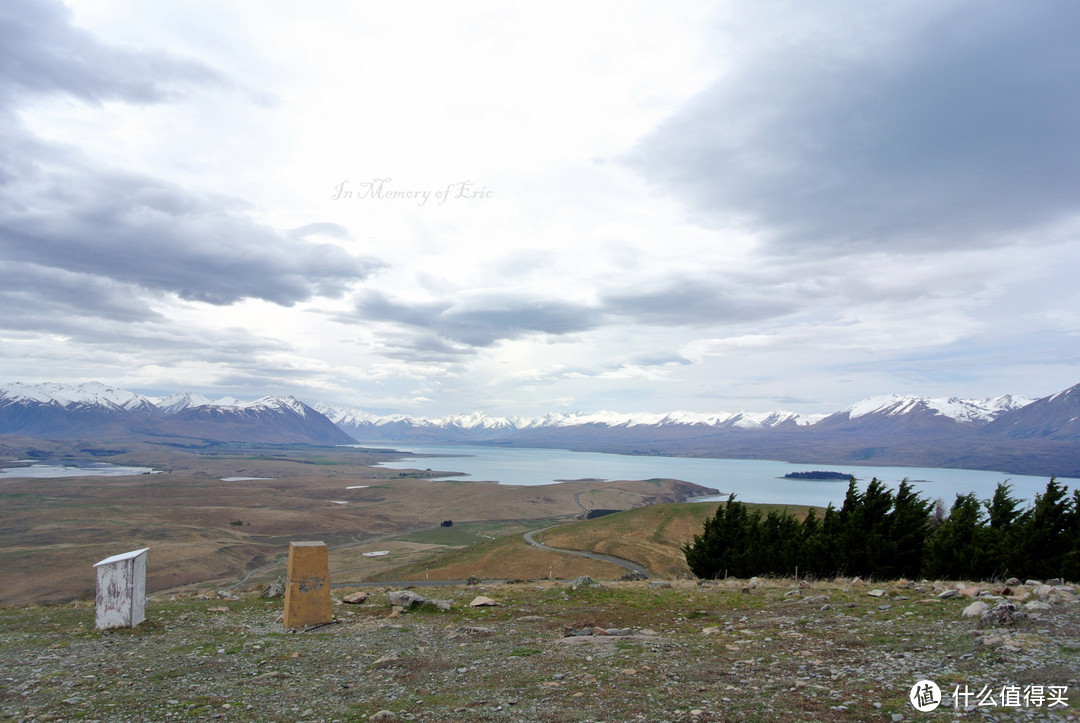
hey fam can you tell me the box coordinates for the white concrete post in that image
[93,547,149,630]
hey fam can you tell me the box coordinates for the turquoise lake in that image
[359,444,1078,509]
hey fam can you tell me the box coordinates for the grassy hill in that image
[372,501,824,582]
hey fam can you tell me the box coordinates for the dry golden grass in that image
[0,443,713,604]
[369,534,623,582]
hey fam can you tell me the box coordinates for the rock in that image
[1005,577,1020,586]
[342,591,368,605]
[387,590,427,609]
[569,576,598,587]
[958,587,981,597]
[961,601,990,618]
[620,571,648,581]
[748,577,762,588]
[1034,584,1054,600]
[261,578,286,599]
[702,626,721,635]
[937,589,960,599]
[867,589,886,597]
[800,595,830,605]
[978,601,1028,628]
[372,650,401,667]
[469,595,498,607]
[206,606,229,613]
[466,575,482,586]
[369,711,398,722]
[1047,577,1063,586]
[648,581,672,589]
[1025,579,1042,587]
[1024,600,1052,612]
[216,590,240,601]
[448,626,494,641]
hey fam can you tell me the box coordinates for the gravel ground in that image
[1,578,1078,722]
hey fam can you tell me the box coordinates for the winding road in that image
[522,526,654,579]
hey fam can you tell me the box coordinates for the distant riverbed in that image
[0,461,161,479]
[358,444,1078,509]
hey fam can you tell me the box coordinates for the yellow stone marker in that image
[283,541,332,629]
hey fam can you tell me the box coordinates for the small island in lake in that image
[783,470,852,480]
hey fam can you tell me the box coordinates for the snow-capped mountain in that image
[2,381,1079,476]
[314,404,816,440]
[815,393,1031,433]
[0,383,352,444]
[985,383,1080,440]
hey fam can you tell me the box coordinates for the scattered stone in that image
[1005,577,1020,586]
[342,591,369,605]
[748,577,762,588]
[620,571,648,582]
[867,589,886,597]
[1025,579,1042,587]
[469,595,498,607]
[206,606,229,613]
[1024,601,1052,612]
[370,711,398,722]
[702,626,721,635]
[648,581,672,589]
[937,589,960,599]
[1047,577,1063,586]
[216,590,240,601]
[962,601,990,618]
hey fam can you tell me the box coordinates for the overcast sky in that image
[1,0,1078,416]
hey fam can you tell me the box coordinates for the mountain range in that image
[1,381,1078,477]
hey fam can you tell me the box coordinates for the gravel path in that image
[523,527,655,579]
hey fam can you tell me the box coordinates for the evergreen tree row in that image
[683,478,1080,581]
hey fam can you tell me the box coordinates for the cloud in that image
[628,1,1080,253]
[0,0,386,310]
[350,291,603,348]
[601,277,797,326]
[0,0,223,108]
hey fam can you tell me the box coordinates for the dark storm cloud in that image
[629,2,1080,252]
[0,0,385,311]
